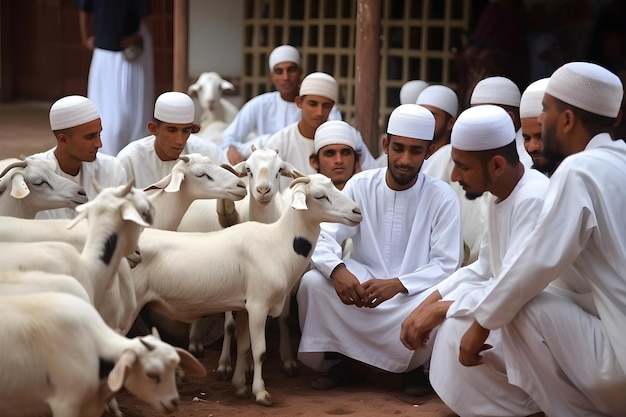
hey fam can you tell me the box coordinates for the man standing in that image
[459,62,626,416]
[221,45,342,164]
[400,104,548,416]
[117,92,226,189]
[78,0,154,156]
[34,95,128,219]
[297,104,462,391]
[310,120,360,190]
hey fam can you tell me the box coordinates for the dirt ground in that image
[115,322,456,417]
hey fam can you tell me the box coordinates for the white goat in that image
[0,270,90,301]
[178,148,303,375]
[0,179,153,327]
[0,292,205,417]
[144,153,247,231]
[188,71,238,144]
[0,156,88,218]
[129,174,362,405]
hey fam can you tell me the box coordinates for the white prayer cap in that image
[299,72,338,103]
[546,62,623,118]
[520,78,550,119]
[154,92,195,124]
[416,85,459,117]
[49,95,100,131]
[470,76,521,107]
[314,120,357,153]
[451,105,515,151]
[387,104,435,140]
[268,45,301,71]
[400,80,429,105]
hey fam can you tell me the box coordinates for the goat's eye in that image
[31,179,48,187]
[314,195,329,202]
[199,174,214,181]
[146,372,161,384]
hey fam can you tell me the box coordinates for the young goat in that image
[0,156,88,218]
[129,174,362,406]
[0,292,205,417]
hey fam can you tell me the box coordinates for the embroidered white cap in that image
[314,120,357,153]
[400,80,429,105]
[416,85,459,117]
[268,45,301,71]
[49,95,100,131]
[154,92,195,124]
[387,104,435,140]
[470,76,521,107]
[451,105,515,151]
[520,78,550,119]
[299,72,338,103]
[546,62,623,118]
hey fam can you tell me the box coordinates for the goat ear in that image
[221,80,235,91]
[290,188,308,211]
[107,350,137,392]
[280,161,305,179]
[231,161,248,177]
[175,347,207,377]
[143,173,172,192]
[164,170,184,193]
[121,202,152,227]
[10,173,30,199]
[187,83,200,96]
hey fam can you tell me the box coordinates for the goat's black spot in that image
[293,237,312,258]
[100,233,118,265]
[99,357,115,381]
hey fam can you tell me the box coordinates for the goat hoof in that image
[188,343,204,358]
[283,360,299,377]
[216,365,233,381]
[235,387,249,399]
[255,391,272,406]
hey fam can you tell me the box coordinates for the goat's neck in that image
[81,215,142,303]
[248,193,281,224]
[149,191,193,231]
[0,199,36,219]
[276,207,321,242]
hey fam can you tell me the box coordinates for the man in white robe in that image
[459,62,626,417]
[33,95,128,220]
[221,45,342,164]
[400,104,548,416]
[264,72,376,190]
[117,92,226,189]
[297,104,463,390]
[416,85,458,159]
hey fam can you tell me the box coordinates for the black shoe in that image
[402,366,434,396]
[311,360,354,390]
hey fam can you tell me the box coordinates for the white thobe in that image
[32,148,128,220]
[422,144,488,264]
[116,134,227,189]
[89,23,154,156]
[474,133,626,416]
[428,167,548,417]
[297,168,463,373]
[221,91,342,158]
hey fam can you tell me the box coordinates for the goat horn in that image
[0,161,28,178]
[113,178,135,197]
[221,164,246,177]
[289,176,311,188]
[140,337,156,351]
[91,177,103,194]
[179,154,191,163]
[250,144,257,152]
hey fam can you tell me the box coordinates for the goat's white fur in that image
[129,174,362,405]
[0,156,88,218]
[0,292,205,417]
[188,72,238,144]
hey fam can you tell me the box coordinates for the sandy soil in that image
[115,322,456,417]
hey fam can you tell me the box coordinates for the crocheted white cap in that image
[399,80,429,105]
[470,76,521,107]
[314,120,357,153]
[268,45,301,71]
[154,92,195,124]
[546,62,623,118]
[416,85,459,117]
[520,78,550,119]
[387,104,435,140]
[451,105,515,151]
[299,72,338,103]
[49,95,100,130]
